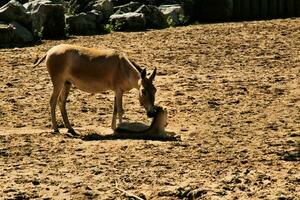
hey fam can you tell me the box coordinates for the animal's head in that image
[138,68,157,118]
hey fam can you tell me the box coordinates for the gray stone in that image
[109,12,145,31]
[25,0,65,39]
[93,0,113,19]
[0,22,14,44]
[24,0,62,10]
[66,11,103,35]
[89,9,104,24]
[10,21,34,43]
[159,4,185,26]
[0,0,31,27]
[27,0,63,3]
[114,2,142,13]
[135,5,168,29]
[0,0,10,8]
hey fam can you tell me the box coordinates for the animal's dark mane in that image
[129,59,143,74]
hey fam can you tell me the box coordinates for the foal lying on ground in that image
[34,44,157,135]
[115,106,168,136]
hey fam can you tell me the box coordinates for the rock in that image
[135,5,168,29]
[93,0,113,19]
[26,0,62,3]
[109,12,145,31]
[10,21,34,43]
[113,1,142,14]
[25,0,65,39]
[0,21,34,45]
[0,23,14,44]
[159,4,185,26]
[0,0,10,8]
[68,14,93,34]
[0,0,31,27]
[27,0,63,3]
[66,11,103,35]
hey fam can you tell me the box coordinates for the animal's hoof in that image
[66,129,79,138]
[67,129,78,136]
[51,129,60,134]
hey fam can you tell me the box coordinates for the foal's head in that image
[138,68,157,118]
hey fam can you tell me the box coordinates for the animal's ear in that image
[149,67,157,82]
[141,68,147,79]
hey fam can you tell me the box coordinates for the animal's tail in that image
[33,54,47,67]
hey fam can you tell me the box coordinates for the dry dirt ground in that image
[0,18,300,199]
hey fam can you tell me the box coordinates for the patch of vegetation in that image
[178,14,189,25]
[166,16,176,27]
[102,20,126,33]
[64,24,70,37]
[33,27,43,41]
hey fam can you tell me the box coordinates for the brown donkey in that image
[34,44,157,135]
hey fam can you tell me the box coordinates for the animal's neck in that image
[128,61,142,89]
[146,107,164,131]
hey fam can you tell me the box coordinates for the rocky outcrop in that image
[93,0,113,20]
[135,5,168,29]
[0,22,34,45]
[159,4,185,26]
[109,12,145,31]
[0,0,31,27]
[0,23,15,44]
[25,0,65,39]
[113,1,142,14]
[66,11,103,35]
[10,21,34,43]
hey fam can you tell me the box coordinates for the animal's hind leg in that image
[58,82,76,135]
[50,84,63,133]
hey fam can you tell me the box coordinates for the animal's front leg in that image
[111,90,124,130]
[116,90,124,125]
[111,97,117,130]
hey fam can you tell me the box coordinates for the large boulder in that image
[0,23,14,44]
[0,21,34,45]
[66,11,103,35]
[24,0,65,39]
[66,0,94,14]
[0,0,31,27]
[109,12,145,31]
[135,5,168,29]
[28,0,63,2]
[113,1,142,14]
[0,0,10,8]
[111,0,179,6]
[10,21,34,43]
[93,0,113,20]
[159,4,185,26]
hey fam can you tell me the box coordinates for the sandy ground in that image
[0,18,299,199]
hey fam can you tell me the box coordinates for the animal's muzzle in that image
[147,106,158,118]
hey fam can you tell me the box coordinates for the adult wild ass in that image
[34,44,157,135]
